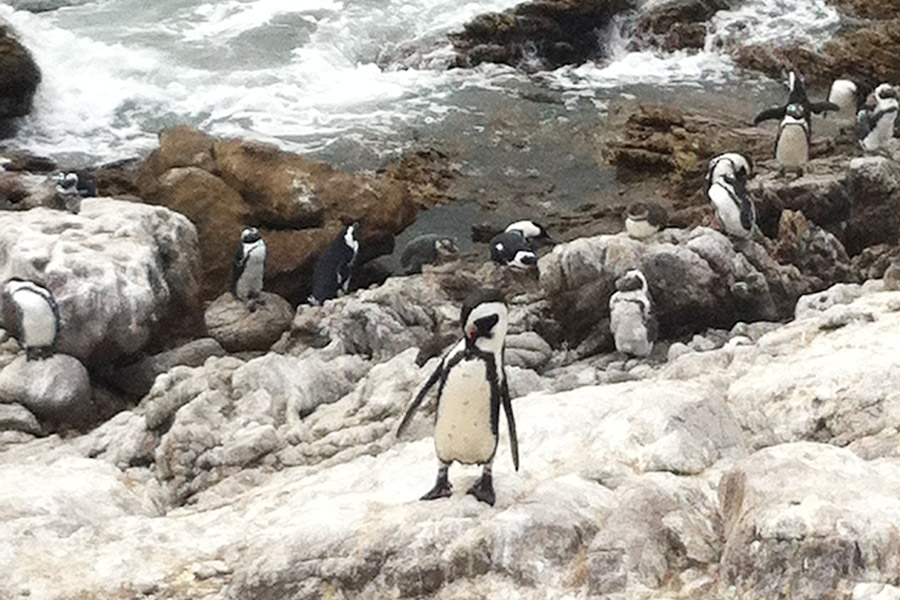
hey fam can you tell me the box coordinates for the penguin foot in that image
[467,473,495,506]
[420,479,453,501]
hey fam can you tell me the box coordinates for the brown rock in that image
[634,0,734,51]
[157,126,216,173]
[0,25,41,121]
[773,210,854,286]
[204,291,294,352]
[260,225,343,303]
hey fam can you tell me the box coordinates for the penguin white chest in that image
[434,358,496,465]
[13,291,57,348]
[869,110,898,150]
[708,184,749,238]
[610,299,652,357]
[625,218,658,240]
[776,124,809,168]
[236,246,266,299]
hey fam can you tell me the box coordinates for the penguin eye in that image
[473,314,499,337]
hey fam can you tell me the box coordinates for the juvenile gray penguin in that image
[397,288,519,506]
[401,234,458,274]
[609,269,657,358]
[231,226,267,310]
[624,201,668,240]
[3,278,61,361]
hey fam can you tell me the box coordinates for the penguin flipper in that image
[48,292,61,348]
[231,245,245,296]
[500,375,519,471]
[856,110,871,142]
[753,106,786,125]
[739,196,755,231]
[809,101,841,114]
[396,359,443,438]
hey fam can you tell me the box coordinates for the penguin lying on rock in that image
[231,226,267,311]
[2,278,61,361]
[505,220,553,247]
[397,288,519,506]
[401,234,458,275]
[490,230,538,271]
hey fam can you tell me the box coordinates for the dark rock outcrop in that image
[0,25,41,123]
[451,0,636,70]
[633,0,735,52]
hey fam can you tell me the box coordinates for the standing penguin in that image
[490,231,538,271]
[825,78,859,133]
[505,220,553,246]
[776,103,810,175]
[231,226,267,311]
[624,201,668,240]
[753,71,839,133]
[857,83,899,156]
[310,222,360,306]
[609,269,657,358]
[2,278,61,361]
[55,173,81,214]
[401,234,458,275]
[707,160,755,239]
[397,288,518,506]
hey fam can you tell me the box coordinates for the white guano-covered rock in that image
[0,354,91,427]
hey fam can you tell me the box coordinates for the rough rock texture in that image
[450,0,636,70]
[204,292,293,353]
[0,199,202,367]
[109,337,226,397]
[0,402,40,434]
[135,127,418,301]
[633,0,735,52]
[0,355,91,428]
[0,25,41,121]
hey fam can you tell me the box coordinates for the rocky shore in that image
[3,0,900,598]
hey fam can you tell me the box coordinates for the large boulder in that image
[136,127,418,301]
[0,199,202,367]
[0,354,91,428]
[0,25,41,122]
[204,291,293,353]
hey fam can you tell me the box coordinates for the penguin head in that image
[615,269,649,294]
[434,237,458,256]
[785,103,806,120]
[344,222,360,246]
[241,227,262,243]
[57,172,78,190]
[460,288,508,354]
[506,220,553,245]
[625,201,649,221]
[509,250,539,272]
[875,83,898,101]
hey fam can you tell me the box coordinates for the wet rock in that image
[0,402,41,434]
[0,25,41,121]
[204,292,293,353]
[0,355,92,428]
[450,0,636,70]
[634,0,735,51]
[0,200,202,367]
[136,127,417,301]
[109,338,226,397]
[720,442,900,598]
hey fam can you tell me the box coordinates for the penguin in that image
[489,231,538,271]
[2,278,61,361]
[609,269,657,358]
[397,288,518,506]
[231,226,267,310]
[624,201,668,240]
[400,234,458,275]
[707,160,755,239]
[776,103,810,175]
[55,172,81,214]
[825,78,859,133]
[309,222,360,305]
[705,152,753,193]
[753,71,839,133]
[856,83,899,156]
[505,220,553,247]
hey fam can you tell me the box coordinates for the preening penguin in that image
[397,288,518,506]
[505,220,553,246]
[624,201,668,240]
[310,222,360,306]
[490,231,538,271]
[705,152,753,192]
[707,160,756,239]
[776,103,810,175]
[231,226,267,310]
[609,269,657,358]
[401,234,458,275]
[2,278,61,361]
[857,83,899,155]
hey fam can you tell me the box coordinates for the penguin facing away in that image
[609,269,657,358]
[825,78,859,131]
[707,164,755,239]
[776,103,810,175]
[401,234,458,275]
[624,201,668,240]
[397,288,518,506]
[310,222,360,306]
[231,226,267,310]
[857,83,899,155]
[3,278,61,361]
[505,220,553,246]
[490,231,538,271]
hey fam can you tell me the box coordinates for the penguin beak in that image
[466,325,479,341]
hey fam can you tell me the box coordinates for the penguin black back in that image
[310,223,360,305]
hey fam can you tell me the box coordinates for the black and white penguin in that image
[397,288,518,506]
[707,159,755,239]
[609,269,657,358]
[309,222,360,306]
[776,103,810,175]
[705,152,753,193]
[490,231,538,271]
[505,220,553,246]
[400,234,458,275]
[2,278,61,361]
[856,83,899,156]
[231,226,267,310]
[825,78,859,132]
[753,71,839,133]
[56,172,81,214]
[624,201,668,240]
